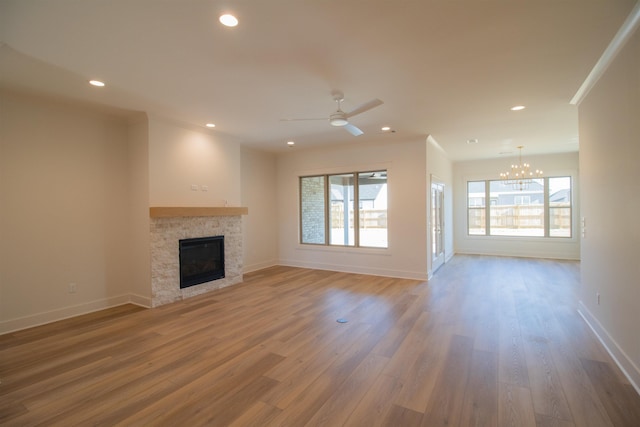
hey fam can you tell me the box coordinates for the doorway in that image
[431,177,445,274]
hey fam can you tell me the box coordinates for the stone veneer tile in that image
[150,216,243,307]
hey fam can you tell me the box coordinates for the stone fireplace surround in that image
[149,207,248,307]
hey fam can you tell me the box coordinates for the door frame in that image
[430,175,445,276]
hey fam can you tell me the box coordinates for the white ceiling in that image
[0,0,636,161]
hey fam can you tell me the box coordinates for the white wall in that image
[0,91,134,332]
[453,152,580,260]
[426,135,454,277]
[241,147,278,273]
[148,117,241,207]
[577,27,640,391]
[277,138,429,280]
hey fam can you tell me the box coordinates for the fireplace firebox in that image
[179,236,224,289]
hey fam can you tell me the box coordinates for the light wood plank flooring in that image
[1,255,639,426]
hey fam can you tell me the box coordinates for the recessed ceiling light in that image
[205,123,216,128]
[219,14,238,27]
[381,126,391,131]
[510,105,526,111]
[467,138,479,144]
[287,141,295,146]
[89,80,105,87]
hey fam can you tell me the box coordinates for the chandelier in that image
[500,146,543,191]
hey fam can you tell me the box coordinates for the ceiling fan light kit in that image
[329,113,348,127]
[329,91,350,127]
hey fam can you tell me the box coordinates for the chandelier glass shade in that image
[500,146,543,191]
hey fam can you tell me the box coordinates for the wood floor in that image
[1,255,639,426]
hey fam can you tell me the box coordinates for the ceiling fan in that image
[281,90,383,136]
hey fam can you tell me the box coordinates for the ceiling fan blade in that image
[345,98,383,118]
[343,123,363,136]
[279,117,326,122]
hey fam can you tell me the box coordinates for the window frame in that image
[299,175,327,245]
[466,176,573,238]
[299,170,388,248]
[467,180,487,236]
[548,176,573,238]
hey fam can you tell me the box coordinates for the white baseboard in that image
[243,260,278,274]
[0,294,150,335]
[129,293,152,308]
[445,252,455,263]
[278,259,428,281]
[578,301,640,396]
[455,249,579,261]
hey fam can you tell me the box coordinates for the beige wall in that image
[127,117,152,305]
[0,93,252,332]
[453,152,581,260]
[578,27,640,390]
[276,138,429,280]
[241,147,278,273]
[0,92,134,332]
[148,117,241,207]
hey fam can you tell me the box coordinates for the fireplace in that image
[179,235,225,289]
[150,209,246,307]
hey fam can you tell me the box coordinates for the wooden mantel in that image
[149,207,248,218]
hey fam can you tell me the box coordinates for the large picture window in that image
[489,179,544,237]
[467,177,572,238]
[300,170,388,248]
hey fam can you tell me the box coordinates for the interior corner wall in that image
[127,116,152,305]
[426,136,454,277]
[0,91,134,333]
[147,118,241,207]
[577,27,640,390]
[276,138,428,280]
[453,152,581,260]
[241,146,278,273]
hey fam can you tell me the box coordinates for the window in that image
[467,181,486,235]
[358,171,388,248]
[489,179,544,237]
[549,177,572,237]
[300,170,388,248]
[300,176,326,244]
[329,173,355,246]
[467,177,572,238]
